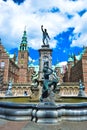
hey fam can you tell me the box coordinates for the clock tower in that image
[18,29,29,83]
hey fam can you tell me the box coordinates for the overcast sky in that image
[0,0,87,65]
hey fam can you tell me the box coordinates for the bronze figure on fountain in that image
[40,61,59,102]
[41,25,50,47]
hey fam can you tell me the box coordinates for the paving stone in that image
[0,119,87,130]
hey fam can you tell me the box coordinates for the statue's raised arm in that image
[41,25,50,45]
[41,25,44,32]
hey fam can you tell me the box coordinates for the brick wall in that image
[64,49,87,94]
[18,51,28,83]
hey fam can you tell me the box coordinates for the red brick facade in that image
[1,30,87,95]
[0,43,19,84]
[64,48,87,93]
[0,30,33,88]
[18,51,28,83]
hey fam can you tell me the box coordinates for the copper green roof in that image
[19,29,28,51]
[76,48,86,61]
[76,54,82,60]
[68,57,74,62]
[21,30,27,44]
[81,47,86,55]
[68,53,74,62]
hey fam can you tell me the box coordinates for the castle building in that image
[1,29,87,96]
[0,39,19,84]
[64,47,87,93]
[0,30,34,92]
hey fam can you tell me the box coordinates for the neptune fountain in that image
[0,26,87,127]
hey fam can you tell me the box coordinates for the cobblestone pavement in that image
[0,119,87,130]
[0,119,28,130]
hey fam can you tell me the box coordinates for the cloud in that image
[0,0,87,51]
[70,12,87,47]
[29,56,35,63]
[58,61,67,66]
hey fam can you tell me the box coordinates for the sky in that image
[0,0,87,65]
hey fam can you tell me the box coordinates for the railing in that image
[0,82,84,97]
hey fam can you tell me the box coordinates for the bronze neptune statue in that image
[41,25,50,45]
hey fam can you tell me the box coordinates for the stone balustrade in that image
[59,82,79,96]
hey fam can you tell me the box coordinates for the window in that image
[21,53,24,58]
[0,61,5,68]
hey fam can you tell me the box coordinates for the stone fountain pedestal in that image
[32,102,59,124]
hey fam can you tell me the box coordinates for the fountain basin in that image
[0,101,87,124]
[0,96,87,103]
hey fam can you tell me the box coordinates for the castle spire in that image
[20,28,28,51]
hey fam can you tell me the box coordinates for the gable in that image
[0,44,9,58]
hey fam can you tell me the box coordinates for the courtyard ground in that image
[0,119,87,130]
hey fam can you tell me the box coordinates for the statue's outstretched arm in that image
[41,25,44,32]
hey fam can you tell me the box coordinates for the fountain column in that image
[38,45,52,81]
[32,26,59,124]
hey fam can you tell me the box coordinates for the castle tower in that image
[18,29,29,83]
